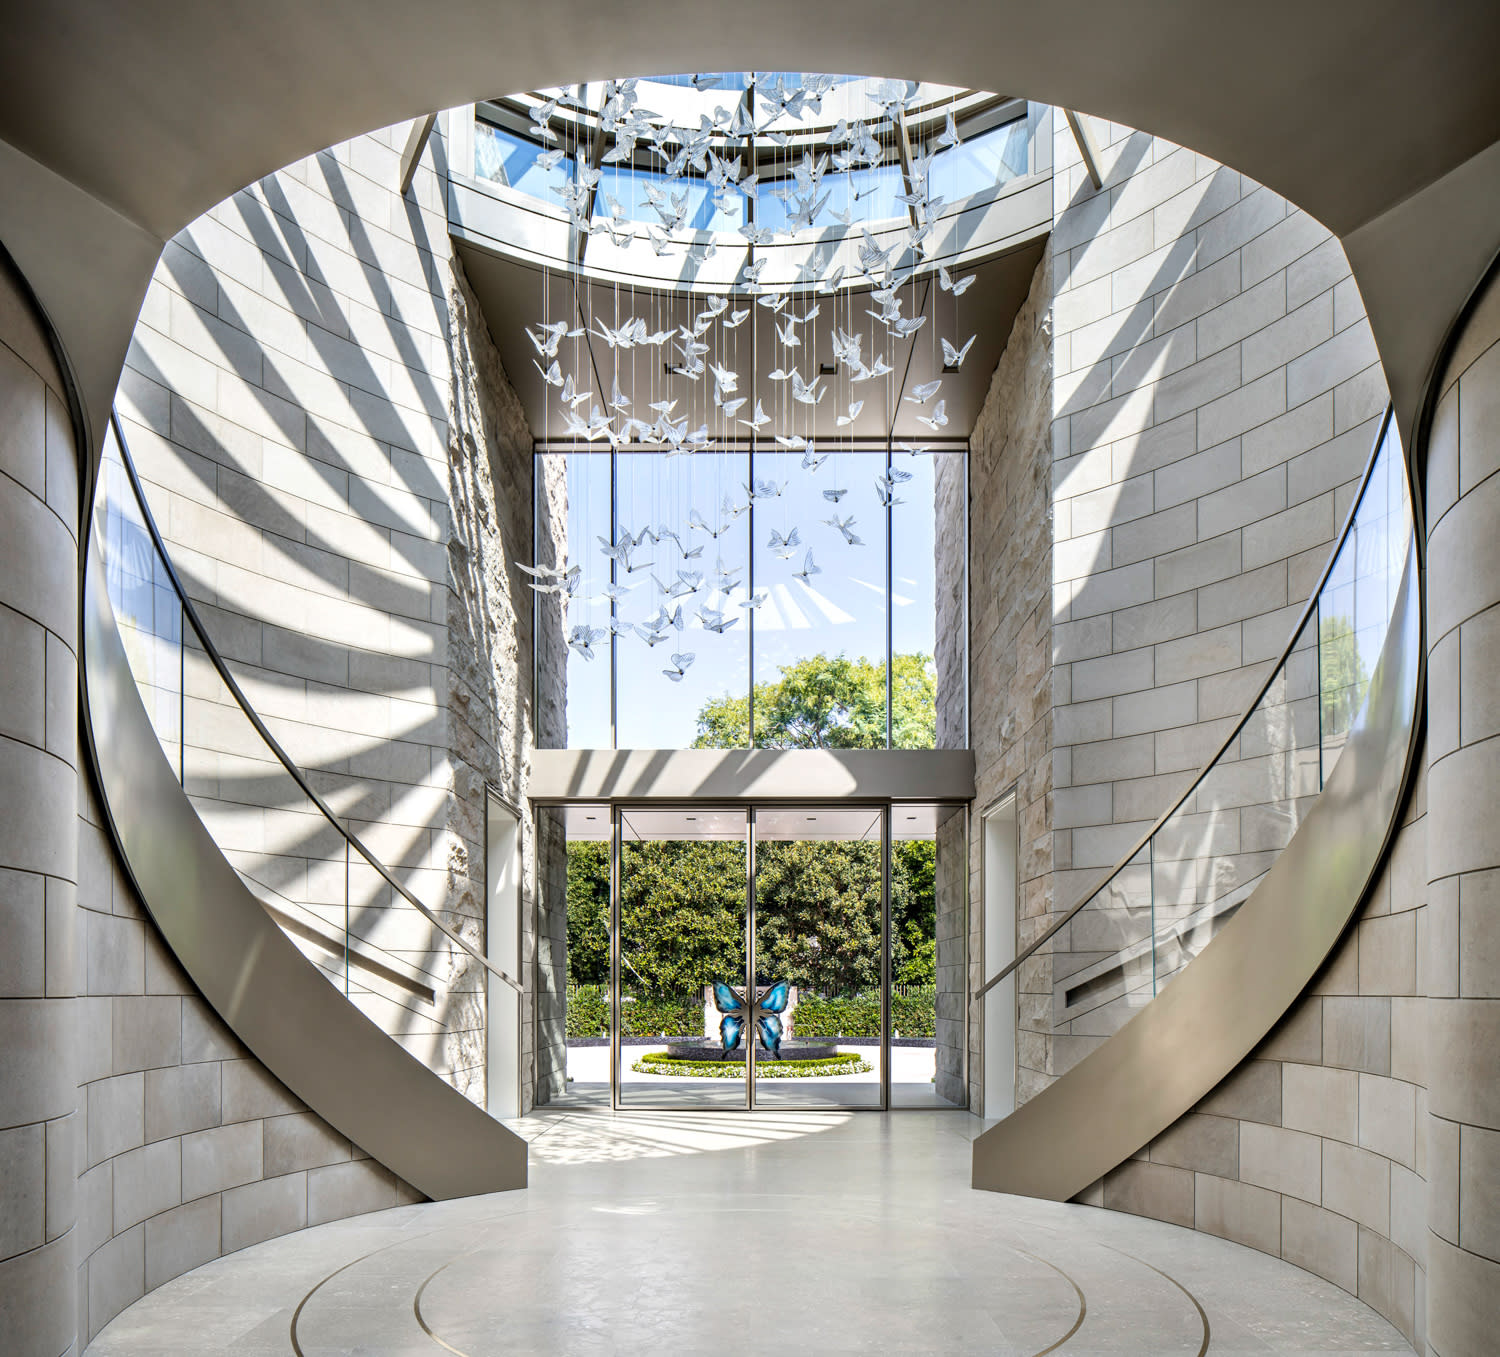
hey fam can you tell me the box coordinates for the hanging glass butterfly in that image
[712,981,791,1058]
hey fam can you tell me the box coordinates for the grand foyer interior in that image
[2,6,1500,1355]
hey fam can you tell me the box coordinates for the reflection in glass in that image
[97,430,183,776]
[537,449,612,748]
[891,450,964,749]
[474,119,574,199]
[547,804,609,1105]
[929,118,1030,202]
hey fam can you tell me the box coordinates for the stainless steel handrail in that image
[106,410,523,994]
[974,404,1397,1002]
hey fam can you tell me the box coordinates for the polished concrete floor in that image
[88,1110,1414,1356]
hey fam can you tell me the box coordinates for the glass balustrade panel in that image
[96,428,184,777]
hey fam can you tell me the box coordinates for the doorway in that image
[535,800,968,1111]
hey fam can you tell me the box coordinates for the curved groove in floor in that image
[413,1257,471,1357]
[1013,1247,1087,1355]
[406,1221,1086,1357]
[1100,1244,1211,1357]
[86,1111,1415,1357]
[289,1232,440,1357]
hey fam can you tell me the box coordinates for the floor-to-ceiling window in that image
[535,443,966,751]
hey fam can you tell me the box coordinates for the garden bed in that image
[630,1051,873,1079]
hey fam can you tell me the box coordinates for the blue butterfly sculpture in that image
[712,981,791,1058]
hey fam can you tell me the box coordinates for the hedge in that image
[565,986,701,1038]
[631,1051,872,1079]
[567,986,938,1039]
[792,988,935,1039]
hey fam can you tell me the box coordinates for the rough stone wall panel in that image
[952,251,1055,1111]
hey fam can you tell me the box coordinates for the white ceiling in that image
[2,2,1499,454]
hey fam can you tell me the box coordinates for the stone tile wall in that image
[1079,766,1429,1350]
[72,777,420,1345]
[445,263,565,1113]
[954,251,1055,1109]
[958,109,1429,1346]
[68,118,553,1339]
[115,119,546,1102]
[1039,114,1387,1088]
[0,249,82,1357]
[1422,265,1500,1357]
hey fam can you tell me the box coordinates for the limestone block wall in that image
[114,118,547,1103]
[0,250,82,1357]
[1079,763,1430,1351]
[953,107,1448,1354]
[1422,264,1500,1357]
[73,778,419,1346]
[1041,115,1389,1082]
[0,236,429,1357]
[933,809,968,1107]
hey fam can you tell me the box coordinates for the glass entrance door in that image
[616,807,749,1109]
[576,801,965,1113]
[750,807,888,1109]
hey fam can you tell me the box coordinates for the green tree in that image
[565,842,610,986]
[563,653,946,1001]
[692,652,937,749]
[891,840,937,985]
[618,840,747,996]
[754,840,882,993]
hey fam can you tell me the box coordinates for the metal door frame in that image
[585,797,951,1113]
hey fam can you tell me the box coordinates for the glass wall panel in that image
[536,449,612,748]
[751,807,885,1108]
[595,163,745,234]
[928,118,1030,201]
[615,447,751,748]
[97,431,184,775]
[891,803,967,1107]
[890,449,964,748]
[474,119,575,198]
[1043,416,1411,1041]
[617,808,749,1108]
[546,804,611,1106]
[537,442,964,750]
[750,445,889,747]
